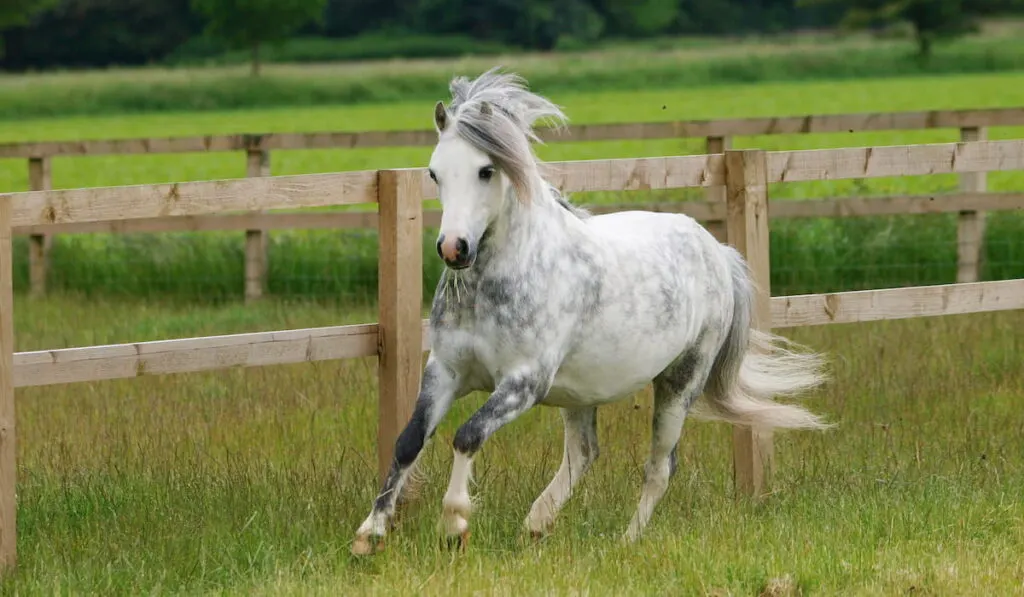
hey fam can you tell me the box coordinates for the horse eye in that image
[478,166,494,181]
[428,169,437,183]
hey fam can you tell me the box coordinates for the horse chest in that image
[429,279,564,379]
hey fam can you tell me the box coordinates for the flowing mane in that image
[440,68,569,202]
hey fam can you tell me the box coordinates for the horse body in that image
[351,69,832,555]
[431,196,728,408]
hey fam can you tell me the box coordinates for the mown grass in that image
[1,30,1023,121]
[2,72,1024,303]
[3,294,1022,595]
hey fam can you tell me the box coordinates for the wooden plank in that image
[0,197,15,572]
[540,154,724,194]
[9,191,1024,238]
[14,324,379,388]
[244,149,271,302]
[705,220,728,243]
[2,107,1023,159]
[767,192,1024,219]
[770,279,1024,328]
[6,170,381,227]
[724,149,773,499]
[768,139,1024,183]
[705,136,731,223]
[27,157,51,297]
[3,155,721,227]
[957,127,988,283]
[376,169,424,485]
[11,211,387,235]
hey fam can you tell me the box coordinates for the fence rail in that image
[0,138,1022,572]
[4,107,1024,160]
[5,107,1024,299]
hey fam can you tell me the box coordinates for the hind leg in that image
[623,351,710,543]
[524,406,599,538]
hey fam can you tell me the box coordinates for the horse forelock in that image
[444,67,568,203]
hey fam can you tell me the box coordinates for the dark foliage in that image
[0,0,1018,71]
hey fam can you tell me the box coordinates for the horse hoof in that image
[443,531,471,552]
[529,530,546,543]
[351,534,384,556]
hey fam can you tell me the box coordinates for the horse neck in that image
[482,176,567,264]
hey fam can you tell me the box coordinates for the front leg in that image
[441,370,551,547]
[352,357,461,555]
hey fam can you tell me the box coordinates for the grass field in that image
[2,25,1024,120]
[3,297,1022,595]
[2,72,1024,303]
[1,33,1023,595]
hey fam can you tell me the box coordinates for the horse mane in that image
[549,184,592,220]
[443,67,569,203]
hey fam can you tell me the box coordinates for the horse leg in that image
[524,406,599,539]
[352,358,460,555]
[623,351,710,543]
[440,371,550,548]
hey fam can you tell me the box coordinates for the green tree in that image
[191,0,327,76]
[601,0,678,37]
[799,0,1023,61]
[0,0,57,58]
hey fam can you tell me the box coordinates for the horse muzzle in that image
[436,234,475,269]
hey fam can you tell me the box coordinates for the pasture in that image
[1,22,1023,121]
[1,64,1023,595]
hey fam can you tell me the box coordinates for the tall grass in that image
[2,294,1022,594]
[10,209,1024,305]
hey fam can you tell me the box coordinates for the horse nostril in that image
[455,238,468,258]
[436,235,445,259]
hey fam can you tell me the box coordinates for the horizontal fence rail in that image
[10,191,1024,236]
[6,107,1023,299]
[3,107,1024,159]
[5,140,1023,226]
[31,276,1023,384]
[0,139,1022,572]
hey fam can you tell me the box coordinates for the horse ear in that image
[434,101,448,132]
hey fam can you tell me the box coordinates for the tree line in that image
[1,0,1021,73]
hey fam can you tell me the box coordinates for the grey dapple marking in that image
[351,68,832,555]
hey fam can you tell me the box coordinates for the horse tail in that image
[691,245,832,431]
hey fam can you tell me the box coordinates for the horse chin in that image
[443,259,475,272]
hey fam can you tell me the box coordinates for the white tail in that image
[693,246,833,431]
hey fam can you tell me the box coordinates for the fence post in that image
[376,169,424,486]
[28,157,52,297]
[724,148,773,498]
[705,136,732,242]
[245,147,271,303]
[957,126,987,283]
[0,195,16,572]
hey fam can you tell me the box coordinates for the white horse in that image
[352,68,831,555]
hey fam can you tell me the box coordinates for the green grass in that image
[3,294,1022,594]
[1,29,1023,121]
[2,72,1023,303]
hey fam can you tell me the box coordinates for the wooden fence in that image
[5,107,1024,300]
[1,138,1024,572]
